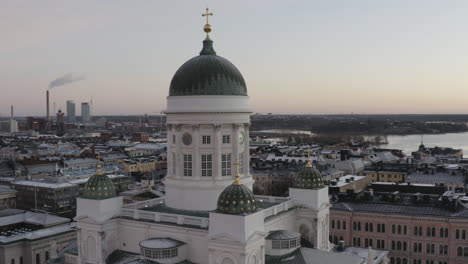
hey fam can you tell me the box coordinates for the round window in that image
[182,133,192,145]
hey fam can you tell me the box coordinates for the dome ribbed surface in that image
[217,184,257,215]
[82,174,116,200]
[293,165,325,189]
[169,39,247,96]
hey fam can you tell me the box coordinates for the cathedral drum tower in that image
[164,9,253,211]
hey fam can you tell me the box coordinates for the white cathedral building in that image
[55,10,380,264]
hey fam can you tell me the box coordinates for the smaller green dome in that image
[217,177,257,215]
[293,160,324,189]
[82,170,116,200]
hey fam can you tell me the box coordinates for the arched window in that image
[464,247,468,257]
[390,257,395,264]
[457,229,460,239]
[440,228,444,237]
[413,242,417,252]
[397,241,402,250]
[426,227,430,236]
[332,220,335,229]
[337,221,341,230]
[339,236,343,242]
[398,225,402,234]
[365,223,369,232]
[403,242,407,251]
[431,227,436,237]
[396,257,401,264]
[418,227,422,236]
[403,225,407,234]
[463,230,466,240]
[370,223,373,232]
[402,258,407,264]
[445,228,449,238]
[343,221,346,230]
[45,251,49,261]
[458,247,463,256]
[11,259,15,264]
[414,226,418,235]
[36,253,41,264]
[392,241,396,250]
[20,257,23,264]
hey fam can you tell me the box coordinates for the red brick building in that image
[330,201,468,264]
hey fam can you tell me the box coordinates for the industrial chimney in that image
[46,90,50,130]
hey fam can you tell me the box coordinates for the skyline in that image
[2,1,468,116]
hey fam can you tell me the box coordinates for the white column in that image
[232,124,240,178]
[193,125,200,179]
[243,123,250,177]
[174,124,182,179]
[214,124,222,180]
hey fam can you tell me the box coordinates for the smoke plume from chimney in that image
[49,73,85,89]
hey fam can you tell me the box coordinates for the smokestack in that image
[10,105,13,119]
[46,90,50,130]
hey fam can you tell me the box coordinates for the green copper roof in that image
[169,38,248,96]
[82,173,116,200]
[217,183,257,215]
[293,163,325,190]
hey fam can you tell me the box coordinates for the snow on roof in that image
[0,222,75,244]
[13,181,74,189]
[139,237,184,249]
[0,210,70,227]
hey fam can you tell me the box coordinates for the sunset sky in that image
[2,0,468,116]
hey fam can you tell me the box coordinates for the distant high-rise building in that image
[56,109,65,136]
[66,100,75,123]
[81,102,91,123]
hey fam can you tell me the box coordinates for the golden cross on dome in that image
[306,149,312,168]
[96,152,103,175]
[233,160,241,185]
[202,8,213,25]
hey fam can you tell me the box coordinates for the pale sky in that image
[2,0,468,116]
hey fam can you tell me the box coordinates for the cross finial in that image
[202,8,213,24]
[233,160,241,185]
[96,152,103,175]
[202,8,214,37]
[306,149,312,168]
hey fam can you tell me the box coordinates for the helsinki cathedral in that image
[63,9,357,264]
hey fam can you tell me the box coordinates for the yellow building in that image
[118,157,166,174]
[359,170,407,183]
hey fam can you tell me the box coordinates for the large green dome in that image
[217,179,257,215]
[82,172,116,200]
[169,38,247,96]
[293,161,325,189]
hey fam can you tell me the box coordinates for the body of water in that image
[383,132,468,155]
[254,129,315,136]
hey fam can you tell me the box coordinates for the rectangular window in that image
[223,135,230,144]
[202,135,211,144]
[172,134,176,144]
[201,154,213,177]
[172,153,176,174]
[222,154,231,176]
[184,155,192,176]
